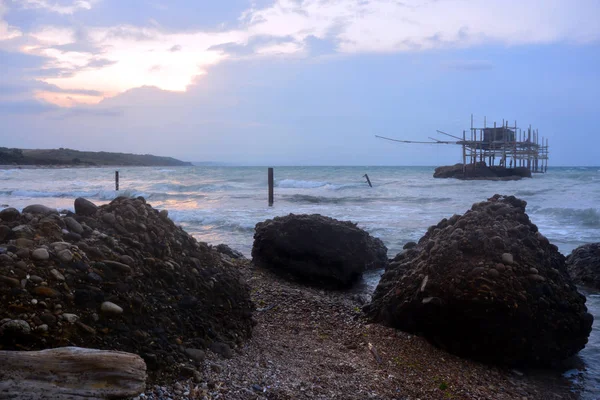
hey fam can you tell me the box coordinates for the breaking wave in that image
[535,207,600,227]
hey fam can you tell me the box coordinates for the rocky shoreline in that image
[130,260,577,400]
[0,196,595,399]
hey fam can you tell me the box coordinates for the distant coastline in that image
[0,147,192,167]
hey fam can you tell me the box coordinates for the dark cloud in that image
[169,44,182,52]
[51,107,124,119]
[85,58,117,69]
[0,79,103,97]
[209,35,301,57]
[0,100,57,114]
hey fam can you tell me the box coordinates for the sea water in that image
[1,165,599,396]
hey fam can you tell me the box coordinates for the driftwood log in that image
[0,347,146,399]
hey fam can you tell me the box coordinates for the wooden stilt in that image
[268,168,274,206]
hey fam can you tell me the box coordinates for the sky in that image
[0,0,599,166]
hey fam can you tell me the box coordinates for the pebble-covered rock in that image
[0,196,253,384]
[365,194,593,367]
[566,243,600,289]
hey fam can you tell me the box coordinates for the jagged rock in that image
[566,243,600,289]
[0,196,253,383]
[365,194,593,367]
[74,197,98,216]
[252,213,388,287]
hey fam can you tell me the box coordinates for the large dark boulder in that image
[0,196,253,381]
[365,194,593,367]
[566,243,600,289]
[252,214,387,287]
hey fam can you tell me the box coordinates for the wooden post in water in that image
[268,167,274,206]
[462,130,466,176]
[115,170,119,191]
[364,174,373,187]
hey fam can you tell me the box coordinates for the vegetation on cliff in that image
[0,147,191,167]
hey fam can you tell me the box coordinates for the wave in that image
[1,189,205,202]
[282,194,453,205]
[277,179,328,189]
[169,211,255,232]
[514,188,554,196]
[535,207,600,228]
[150,182,239,192]
[276,179,370,191]
[283,194,363,204]
[7,189,121,200]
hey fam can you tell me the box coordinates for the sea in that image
[0,165,599,398]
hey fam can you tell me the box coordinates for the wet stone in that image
[32,248,49,261]
[15,238,34,248]
[61,313,79,323]
[209,342,233,359]
[32,286,60,298]
[64,217,84,234]
[0,319,31,336]
[50,269,65,281]
[0,225,10,242]
[0,275,20,288]
[57,249,73,263]
[40,313,57,325]
[0,207,20,222]
[501,253,514,265]
[100,301,123,315]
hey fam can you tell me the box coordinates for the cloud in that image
[30,26,76,45]
[245,0,600,53]
[5,0,600,107]
[443,60,494,71]
[0,0,21,41]
[17,0,94,15]
[33,26,249,98]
